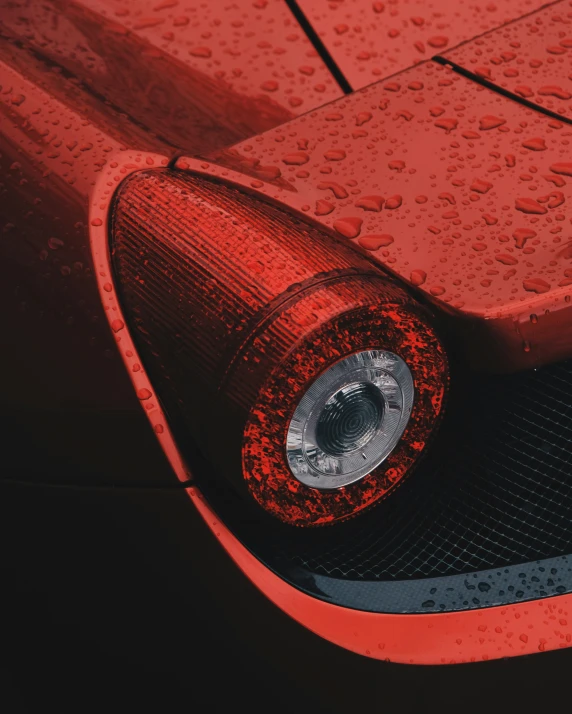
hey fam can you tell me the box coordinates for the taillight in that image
[111,169,448,526]
[284,349,414,490]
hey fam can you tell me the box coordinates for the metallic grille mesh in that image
[205,358,572,581]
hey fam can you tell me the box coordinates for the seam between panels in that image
[284,0,353,94]
[0,477,195,490]
[432,56,572,126]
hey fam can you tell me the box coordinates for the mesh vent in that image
[110,171,572,581]
[199,358,572,581]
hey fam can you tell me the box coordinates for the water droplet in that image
[385,194,403,209]
[189,46,212,58]
[317,181,348,199]
[333,217,363,238]
[410,269,427,286]
[513,228,537,248]
[334,23,349,35]
[550,163,572,177]
[48,237,64,249]
[544,191,565,209]
[515,197,547,215]
[356,112,373,126]
[479,115,506,130]
[496,254,518,266]
[522,137,546,151]
[396,109,414,121]
[470,179,493,194]
[515,85,534,98]
[133,17,165,30]
[428,36,449,49]
[435,118,458,133]
[438,192,456,205]
[315,200,334,216]
[282,152,309,165]
[538,85,572,100]
[523,278,551,294]
[358,234,394,250]
[429,106,445,117]
[261,80,279,92]
[324,149,346,161]
[355,195,384,212]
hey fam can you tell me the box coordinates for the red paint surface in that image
[443,0,572,119]
[89,0,343,114]
[188,483,572,664]
[0,0,341,419]
[297,0,550,90]
[200,59,572,370]
[0,0,342,156]
[0,45,182,481]
[90,154,192,480]
[4,0,572,663]
[89,159,572,661]
[0,52,161,411]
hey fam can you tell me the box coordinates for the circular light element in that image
[241,293,448,527]
[286,351,414,489]
[316,381,385,458]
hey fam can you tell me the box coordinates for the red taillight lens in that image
[111,169,447,525]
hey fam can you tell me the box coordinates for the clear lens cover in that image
[286,350,414,490]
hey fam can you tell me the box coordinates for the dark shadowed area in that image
[2,408,572,714]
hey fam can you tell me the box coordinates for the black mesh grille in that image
[195,358,572,582]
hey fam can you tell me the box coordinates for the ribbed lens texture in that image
[112,169,448,525]
[316,382,384,457]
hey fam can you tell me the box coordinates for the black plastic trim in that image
[275,554,572,614]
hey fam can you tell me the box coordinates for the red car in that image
[3,0,572,685]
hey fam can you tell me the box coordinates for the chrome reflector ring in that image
[286,350,414,490]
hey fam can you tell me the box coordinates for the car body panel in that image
[0,49,181,484]
[187,480,572,665]
[0,0,343,156]
[295,0,552,90]
[442,0,572,120]
[0,0,342,485]
[3,0,572,666]
[201,58,572,370]
[87,176,572,661]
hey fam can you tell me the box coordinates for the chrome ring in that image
[285,350,414,490]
